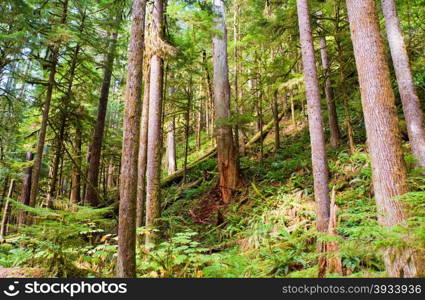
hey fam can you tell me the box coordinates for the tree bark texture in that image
[117,0,146,278]
[381,0,425,168]
[29,0,68,209]
[18,151,33,225]
[145,0,164,245]
[319,36,342,147]
[212,0,240,204]
[85,30,119,206]
[296,0,330,233]
[346,0,424,277]
[136,74,150,228]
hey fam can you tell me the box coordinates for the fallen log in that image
[161,111,285,186]
[161,147,216,186]
[245,111,285,148]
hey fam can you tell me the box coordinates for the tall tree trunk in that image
[333,3,355,154]
[346,0,424,277]
[319,35,342,147]
[381,0,425,168]
[47,118,66,208]
[258,90,264,164]
[70,118,82,204]
[145,0,164,245]
[136,74,150,228]
[48,41,80,206]
[107,161,115,190]
[196,103,202,151]
[29,0,68,208]
[296,0,330,233]
[272,90,280,152]
[233,5,241,160]
[0,179,15,239]
[85,29,119,207]
[0,176,9,212]
[202,50,214,142]
[117,0,146,278]
[212,0,240,204]
[166,117,176,175]
[290,92,296,126]
[18,151,33,225]
[183,83,192,184]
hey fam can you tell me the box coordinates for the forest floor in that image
[0,267,46,278]
[1,117,424,278]
[151,117,395,278]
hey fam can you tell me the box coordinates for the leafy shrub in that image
[137,230,209,277]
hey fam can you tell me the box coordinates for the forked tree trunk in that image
[319,35,342,147]
[145,0,164,245]
[85,30,119,207]
[381,0,425,168]
[136,74,150,228]
[296,0,330,233]
[29,0,68,209]
[18,151,33,225]
[346,0,424,277]
[212,0,240,204]
[117,0,146,278]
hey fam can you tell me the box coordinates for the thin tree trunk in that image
[18,151,33,225]
[296,0,330,234]
[319,35,342,147]
[0,179,15,239]
[29,0,68,209]
[233,5,241,160]
[196,104,202,151]
[290,92,296,126]
[272,90,280,152]
[0,176,9,212]
[183,82,192,184]
[346,0,424,277]
[212,0,240,204]
[85,29,119,207]
[334,4,355,154]
[47,118,66,208]
[57,155,65,198]
[258,90,264,164]
[70,118,82,203]
[202,50,214,142]
[166,117,176,175]
[381,0,425,168]
[136,73,150,228]
[117,0,146,278]
[107,161,115,190]
[145,0,165,246]
[50,41,82,205]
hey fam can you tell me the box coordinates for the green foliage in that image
[0,246,33,268]
[137,230,210,278]
[10,200,114,277]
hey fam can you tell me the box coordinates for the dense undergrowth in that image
[1,119,425,278]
